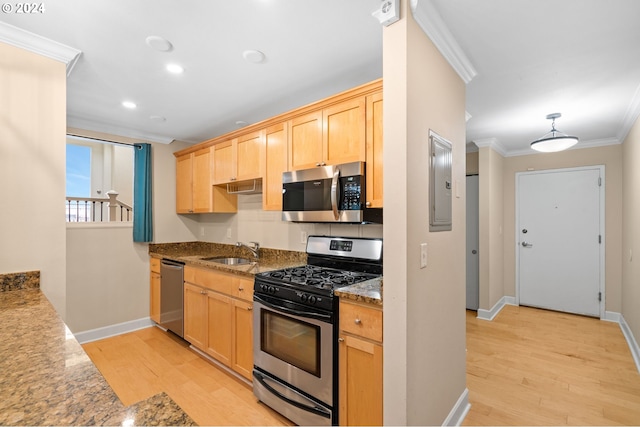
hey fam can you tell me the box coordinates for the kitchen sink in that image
[201,257,253,265]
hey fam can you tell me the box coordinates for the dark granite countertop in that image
[334,277,383,306]
[150,242,383,305]
[149,241,307,277]
[0,276,195,426]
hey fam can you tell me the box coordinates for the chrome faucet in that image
[237,241,260,260]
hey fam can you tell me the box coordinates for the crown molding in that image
[67,116,175,144]
[473,137,507,157]
[409,0,477,84]
[617,81,640,143]
[0,21,81,76]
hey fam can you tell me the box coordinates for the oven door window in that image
[261,310,321,377]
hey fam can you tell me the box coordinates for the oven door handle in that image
[254,371,331,420]
[253,294,332,322]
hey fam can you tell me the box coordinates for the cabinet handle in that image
[320,162,326,166]
[247,306,253,311]
[315,162,321,167]
[365,201,371,207]
[238,286,244,291]
[354,318,362,325]
[338,338,345,343]
[230,177,237,181]
[200,290,207,295]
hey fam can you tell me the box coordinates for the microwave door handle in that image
[330,167,340,220]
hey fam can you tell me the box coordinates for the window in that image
[65,136,134,222]
[66,144,91,197]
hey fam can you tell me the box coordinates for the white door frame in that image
[515,165,606,319]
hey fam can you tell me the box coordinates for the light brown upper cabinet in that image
[323,97,366,166]
[213,130,264,185]
[289,98,366,171]
[176,147,237,214]
[263,122,288,211]
[366,91,383,208]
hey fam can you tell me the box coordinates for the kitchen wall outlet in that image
[301,231,308,244]
[420,243,427,268]
[226,228,232,239]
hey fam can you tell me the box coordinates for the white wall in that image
[0,42,67,316]
[66,224,148,332]
[383,1,467,424]
[622,114,640,347]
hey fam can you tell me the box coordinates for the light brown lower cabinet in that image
[150,257,161,324]
[183,266,254,381]
[339,299,383,426]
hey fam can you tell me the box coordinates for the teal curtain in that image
[133,143,153,242]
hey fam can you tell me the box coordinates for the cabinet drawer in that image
[232,276,254,302]
[184,266,233,295]
[150,257,161,273]
[340,301,383,342]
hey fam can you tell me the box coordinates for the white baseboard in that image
[599,311,640,374]
[442,388,470,426]
[477,296,516,321]
[74,317,154,344]
[619,315,640,373]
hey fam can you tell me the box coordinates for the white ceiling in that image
[2,0,640,155]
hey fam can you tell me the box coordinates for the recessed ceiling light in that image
[235,121,248,127]
[145,36,173,52]
[242,49,265,64]
[166,63,184,74]
[122,101,137,109]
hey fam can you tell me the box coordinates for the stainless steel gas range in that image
[252,235,383,426]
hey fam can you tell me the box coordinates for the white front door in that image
[517,167,603,317]
[466,175,479,310]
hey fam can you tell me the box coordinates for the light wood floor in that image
[82,327,293,426]
[83,306,640,426]
[464,305,640,426]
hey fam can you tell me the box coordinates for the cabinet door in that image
[232,299,254,380]
[366,91,383,208]
[150,271,161,324]
[323,97,366,166]
[213,140,235,184]
[289,111,323,170]
[339,334,383,426]
[184,283,207,350]
[263,122,288,211]
[176,153,193,213]
[206,291,233,366]
[192,147,212,212]
[236,130,263,181]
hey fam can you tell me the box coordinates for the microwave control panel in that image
[340,176,363,210]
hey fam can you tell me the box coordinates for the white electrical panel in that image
[429,130,453,232]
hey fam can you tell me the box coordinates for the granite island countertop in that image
[0,275,195,426]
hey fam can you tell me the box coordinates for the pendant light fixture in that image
[530,113,579,152]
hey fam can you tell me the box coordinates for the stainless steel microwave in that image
[281,161,383,224]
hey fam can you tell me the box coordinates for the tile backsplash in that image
[195,193,382,251]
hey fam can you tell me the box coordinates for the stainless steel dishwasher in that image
[160,259,184,337]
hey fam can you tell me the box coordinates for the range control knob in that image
[299,293,308,303]
[308,296,317,305]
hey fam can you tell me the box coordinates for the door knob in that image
[522,241,533,248]
[471,250,477,254]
